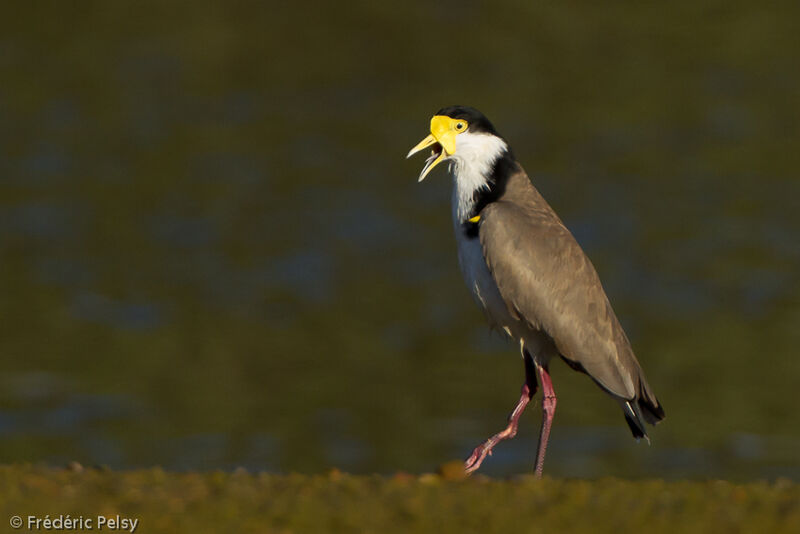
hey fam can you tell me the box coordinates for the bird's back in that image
[478,169,664,427]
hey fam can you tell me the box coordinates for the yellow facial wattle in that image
[406,115,469,182]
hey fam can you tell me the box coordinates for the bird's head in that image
[406,106,505,182]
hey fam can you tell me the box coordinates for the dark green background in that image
[1,1,798,479]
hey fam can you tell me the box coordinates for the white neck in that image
[447,131,508,222]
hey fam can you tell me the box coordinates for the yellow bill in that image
[406,115,461,182]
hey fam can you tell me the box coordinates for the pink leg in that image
[464,352,537,474]
[534,362,557,478]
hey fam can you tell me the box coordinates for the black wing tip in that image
[624,407,648,440]
[625,413,650,441]
[639,396,665,425]
[622,400,655,444]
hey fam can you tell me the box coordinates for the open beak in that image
[406,115,458,182]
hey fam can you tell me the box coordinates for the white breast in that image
[451,191,515,331]
[445,129,516,331]
[447,131,508,222]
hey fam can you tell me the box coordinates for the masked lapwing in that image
[407,106,665,477]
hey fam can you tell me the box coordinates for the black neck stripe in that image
[462,149,518,239]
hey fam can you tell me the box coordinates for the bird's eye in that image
[455,121,467,131]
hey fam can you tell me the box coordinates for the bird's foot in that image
[463,361,536,476]
[464,441,494,474]
[464,426,516,475]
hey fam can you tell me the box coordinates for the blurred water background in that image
[0,2,798,479]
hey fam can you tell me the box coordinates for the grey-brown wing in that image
[479,198,641,400]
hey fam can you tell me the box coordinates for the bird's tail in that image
[620,371,665,442]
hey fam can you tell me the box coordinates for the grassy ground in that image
[0,464,797,533]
